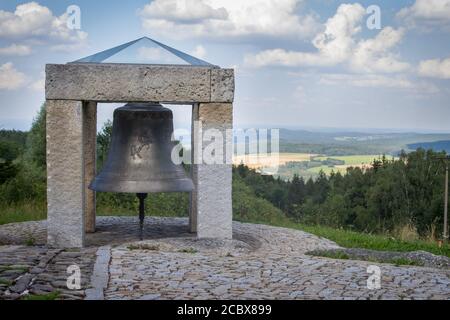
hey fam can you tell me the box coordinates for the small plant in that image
[389,258,422,267]
[178,247,197,254]
[25,235,36,246]
[0,265,29,273]
[308,250,349,260]
[0,278,12,286]
[394,223,419,242]
[127,244,160,251]
[22,291,60,300]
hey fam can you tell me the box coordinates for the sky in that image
[0,0,449,133]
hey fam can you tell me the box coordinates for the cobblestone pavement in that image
[0,245,96,300]
[1,217,449,300]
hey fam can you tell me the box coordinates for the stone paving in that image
[0,217,449,300]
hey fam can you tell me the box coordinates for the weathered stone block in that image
[191,103,233,239]
[46,64,233,103]
[47,100,85,248]
[211,69,235,103]
[83,101,97,233]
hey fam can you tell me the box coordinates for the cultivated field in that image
[234,153,388,178]
[307,155,382,175]
[233,153,316,170]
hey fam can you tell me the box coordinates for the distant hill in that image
[279,129,450,156]
[407,140,450,154]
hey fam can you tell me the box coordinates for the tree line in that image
[235,150,449,237]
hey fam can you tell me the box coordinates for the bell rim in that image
[89,178,194,194]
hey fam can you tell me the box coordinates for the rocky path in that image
[0,217,449,300]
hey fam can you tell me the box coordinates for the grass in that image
[308,250,423,266]
[127,244,160,251]
[308,154,384,175]
[178,247,197,254]
[312,155,383,165]
[0,265,29,273]
[22,291,60,300]
[282,222,450,258]
[390,258,422,267]
[0,202,46,225]
[0,278,12,286]
[25,235,36,246]
[236,212,450,258]
[310,250,350,260]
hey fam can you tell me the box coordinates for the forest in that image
[234,149,448,238]
[0,105,449,241]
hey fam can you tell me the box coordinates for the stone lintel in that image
[46,63,234,103]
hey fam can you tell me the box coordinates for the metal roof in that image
[70,36,216,67]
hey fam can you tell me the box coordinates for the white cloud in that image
[319,73,438,93]
[138,47,166,61]
[139,0,320,39]
[0,62,27,90]
[245,3,365,67]
[29,77,45,92]
[245,4,409,74]
[0,44,32,56]
[351,27,409,73]
[397,0,450,30]
[418,57,450,79]
[246,3,365,67]
[140,0,227,23]
[191,45,206,59]
[0,2,87,51]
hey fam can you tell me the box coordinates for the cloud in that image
[318,73,438,93]
[397,0,450,31]
[29,77,45,92]
[245,3,365,67]
[351,27,409,73]
[245,4,409,74]
[191,45,206,59]
[0,2,87,51]
[140,0,227,23]
[0,63,27,90]
[0,44,32,56]
[136,46,186,64]
[418,57,450,79]
[139,0,320,40]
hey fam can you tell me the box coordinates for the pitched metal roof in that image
[70,36,216,67]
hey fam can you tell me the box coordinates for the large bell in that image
[90,102,193,237]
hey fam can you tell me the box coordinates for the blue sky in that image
[0,0,449,132]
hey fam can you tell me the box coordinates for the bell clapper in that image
[137,193,148,240]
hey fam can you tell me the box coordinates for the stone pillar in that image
[83,101,97,233]
[191,103,233,239]
[189,104,198,233]
[46,100,85,248]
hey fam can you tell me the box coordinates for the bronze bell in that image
[89,102,194,237]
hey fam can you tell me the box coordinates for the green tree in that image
[25,104,46,169]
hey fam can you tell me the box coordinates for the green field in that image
[307,154,383,175]
[275,154,390,179]
[312,155,385,165]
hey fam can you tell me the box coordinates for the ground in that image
[0,217,449,300]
